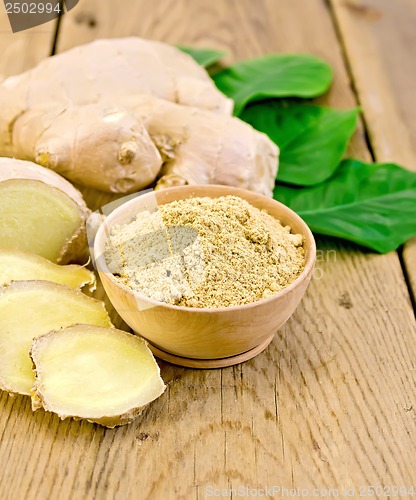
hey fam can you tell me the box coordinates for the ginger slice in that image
[0,249,96,290]
[0,179,87,263]
[0,158,90,264]
[0,281,112,395]
[31,325,166,428]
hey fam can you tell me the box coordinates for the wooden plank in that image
[1,1,416,499]
[329,0,416,300]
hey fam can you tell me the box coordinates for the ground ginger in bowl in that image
[104,195,306,309]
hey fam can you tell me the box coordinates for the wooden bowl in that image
[94,185,316,368]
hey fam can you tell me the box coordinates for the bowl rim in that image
[94,185,316,313]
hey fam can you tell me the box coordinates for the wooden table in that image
[1,1,416,498]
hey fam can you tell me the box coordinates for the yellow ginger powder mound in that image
[105,196,305,308]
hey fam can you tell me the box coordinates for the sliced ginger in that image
[0,250,96,290]
[0,179,85,263]
[0,158,90,264]
[31,325,166,428]
[0,281,112,395]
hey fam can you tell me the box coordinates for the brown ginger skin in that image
[0,38,278,196]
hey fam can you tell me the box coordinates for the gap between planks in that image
[49,0,416,497]
[1,2,416,499]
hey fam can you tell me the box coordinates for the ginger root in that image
[0,158,89,263]
[0,38,278,196]
[0,281,112,395]
[0,249,96,290]
[31,324,166,428]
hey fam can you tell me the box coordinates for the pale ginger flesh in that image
[0,249,96,290]
[0,179,87,263]
[0,281,112,395]
[0,158,90,264]
[31,325,166,428]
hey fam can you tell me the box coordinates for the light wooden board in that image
[1,1,416,499]
[330,0,416,301]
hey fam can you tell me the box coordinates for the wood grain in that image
[1,1,416,499]
[329,0,416,301]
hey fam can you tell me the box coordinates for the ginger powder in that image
[105,195,305,308]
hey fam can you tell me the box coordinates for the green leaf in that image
[274,159,416,253]
[213,54,333,115]
[177,46,226,67]
[241,102,359,186]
